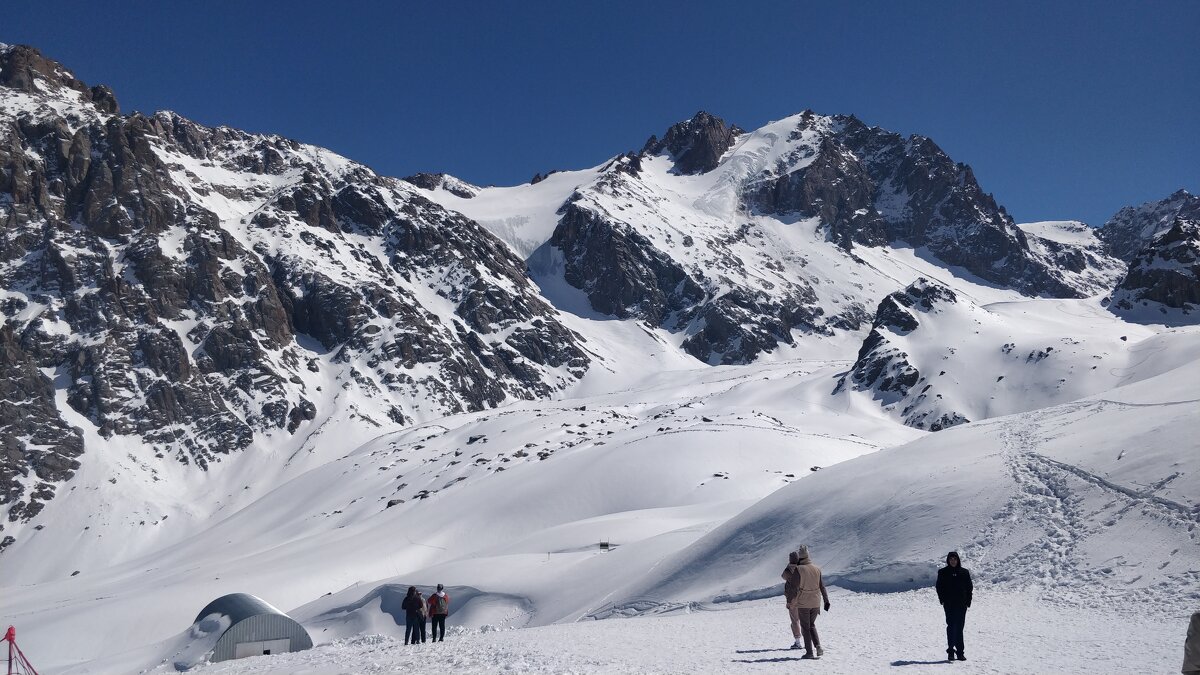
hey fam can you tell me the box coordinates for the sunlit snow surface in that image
[12,319,1200,674]
[1,95,1197,674]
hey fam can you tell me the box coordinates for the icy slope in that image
[407,166,602,260]
[609,355,1200,614]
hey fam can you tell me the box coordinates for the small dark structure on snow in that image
[194,593,313,662]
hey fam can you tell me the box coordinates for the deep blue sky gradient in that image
[6,1,1198,226]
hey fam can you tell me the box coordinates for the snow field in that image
[7,358,914,672]
[167,589,1191,674]
[608,357,1200,617]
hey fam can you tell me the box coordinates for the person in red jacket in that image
[428,583,450,642]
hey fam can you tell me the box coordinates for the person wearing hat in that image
[428,583,451,642]
[935,551,973,662]
[783,544,830,659]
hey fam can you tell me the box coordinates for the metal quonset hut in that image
[195,593,313,662]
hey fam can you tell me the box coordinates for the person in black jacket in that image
[401,586,424,645]
[935,551,973,662]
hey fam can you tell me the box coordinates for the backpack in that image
[431,593,448,615]
[783,566,802,606]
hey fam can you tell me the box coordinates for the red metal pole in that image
[4,627,37,675]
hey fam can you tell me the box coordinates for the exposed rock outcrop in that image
[1098,189,1199,263]
[642,111,742,175]
[1108,216,1200,316]
[835,279,970,431]
[0,46,588,520]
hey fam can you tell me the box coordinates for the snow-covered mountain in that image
[1017,219,1126,292]
[1,44,1198,674]
[1104,212,1200,317]
[1098,188,1199,262]
[0,44,590,525]
[418,111,1125,366]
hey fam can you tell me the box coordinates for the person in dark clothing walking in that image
[428,583,450,642]
[401,586,424,645]
[935,551,973,662]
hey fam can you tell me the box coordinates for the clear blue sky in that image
[6,1,1198,226]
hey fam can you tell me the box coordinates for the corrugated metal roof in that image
[193,593,287,625]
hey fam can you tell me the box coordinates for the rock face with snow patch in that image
[640,111,742,175]
[1109,216,1200,316]
[1016,221,1126,296]
[0,45,588,521]
[733,112,1089,294]
[1098,189,1200,263]
[541,111,1105,364]
[401,172,480,199]
[835,279,969,431]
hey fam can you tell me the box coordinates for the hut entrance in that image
[234,638,291,658]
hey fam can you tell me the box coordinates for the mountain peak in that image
[641,110,742,174]
[1109,214,1200,316]
[401,172,480,198]
[1098,189,1200,262]
[0,44,119,114]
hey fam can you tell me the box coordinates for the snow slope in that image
[4,358,920,673]
[1017,220,1126,294]
[836,280,1200,429]
[411,167,602,260]
[10,311,1197,673]
[608,356,1200,615]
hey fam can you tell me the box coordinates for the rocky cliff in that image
[1108,216,1200,317]
[1098,189,1199,262]
[0,45,588,522]
[538,111,1117,364]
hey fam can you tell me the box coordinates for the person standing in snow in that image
[1184,611,1200,674]
[428,583,450,642]
[402,586,425,645]
[781,551,804,649]
[935,551,973,662]
[783,545,830,659]
[415,589,429,643]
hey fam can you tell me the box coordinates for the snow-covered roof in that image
[193,592,289,625]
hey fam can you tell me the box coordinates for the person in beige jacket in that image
[1184,611,1200,674]
[781,544,831,659]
